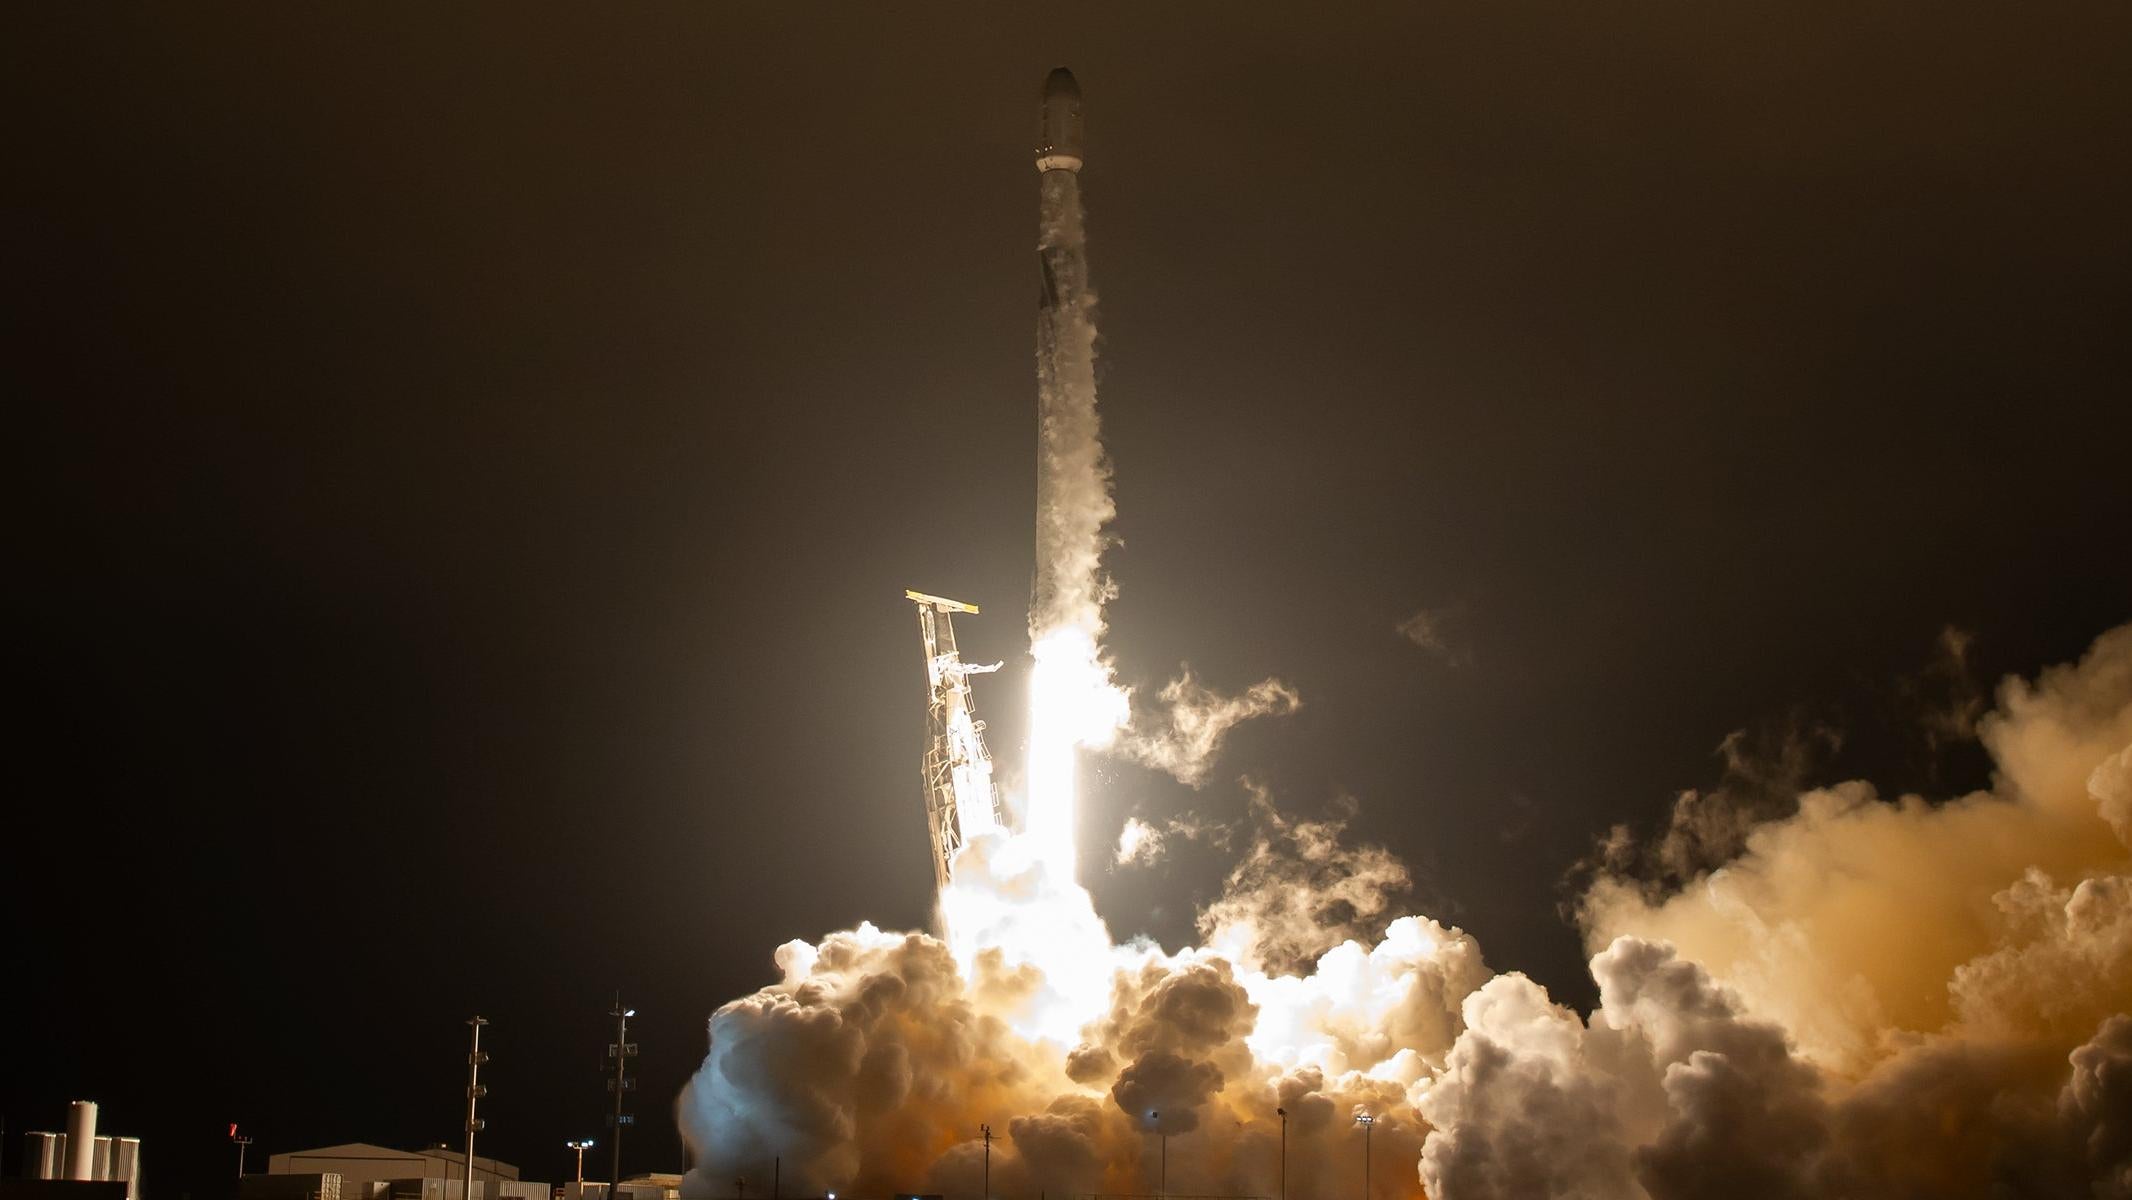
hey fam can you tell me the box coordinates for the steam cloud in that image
[1121,673,1302,788]
[1113,813,1228,869]
[679,627,2131,1198]
[1420,624,2132,1199]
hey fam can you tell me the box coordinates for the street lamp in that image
[1276,1108,1287,1200]
[230,1126,253,1180]
[566,1141,595,1185]
[608,997,639,1188]
[465,1017,490,1200]
[1148,1111,1166,1196]
[1353,1114,1374,1200]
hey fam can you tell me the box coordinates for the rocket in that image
[1034,68,1087,317]
[1029,66,1096,634]
[1035,67,1085,174]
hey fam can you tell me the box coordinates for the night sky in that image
[8,5,2130,1198]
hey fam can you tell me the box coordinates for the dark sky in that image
[8,4,2130,1198]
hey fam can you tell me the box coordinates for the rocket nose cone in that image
[1044,67,1080,99]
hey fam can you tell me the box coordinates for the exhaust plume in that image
[1025,146,1296,868]
[680,623,2132,1199]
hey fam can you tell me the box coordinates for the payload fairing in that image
[1035,67,1085,174]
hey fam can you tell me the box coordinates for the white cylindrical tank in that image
[112,1138,143,1200]
[65,1101,99,1180]
[28,1131,63,1179]
[92,1136,113,1181]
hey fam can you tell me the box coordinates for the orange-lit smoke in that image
[678,625,2131,1200]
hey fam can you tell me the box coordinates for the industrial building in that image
[551,1175,678,1200]
[257,1145,544,1200]
[614,1176,681,1200]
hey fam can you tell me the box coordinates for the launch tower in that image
[907,590,1004,888]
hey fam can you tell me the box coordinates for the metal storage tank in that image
[65,1102,99,1181]
[26,1131,63,1180]
[113,1136,143,1199]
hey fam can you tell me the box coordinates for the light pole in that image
[465,1017,490,1200]
[980,1125,993,1199]
[230,1126,252,1180]
[1353,1114,1373,1200]
[1276,1108,1287,1200]
[608,997,638,1187]
[566,1141,594,1186]
[1147,1111,1166,1196]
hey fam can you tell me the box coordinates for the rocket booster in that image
[1030,66,1096,632]
[1036,67,1085,173]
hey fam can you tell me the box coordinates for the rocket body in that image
[1030,68,1105,640]
[1035,67,1085,174]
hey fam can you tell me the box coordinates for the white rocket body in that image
[1035,68,1085,174]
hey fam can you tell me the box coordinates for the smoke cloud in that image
[1113,812,1228,868]
[1121,670,1303,787]
[678,785,1484,1198]
[1585,716,1844,893]
[1579,624,2132,1074]
[680,625,2131,1199]
[1397,608,1470,667]
[1199,790,1414,975]
[1431,621,2132,1198]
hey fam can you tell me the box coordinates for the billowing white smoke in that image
[680,625,2132,1199]
[678,795,1485,1199]
[1418,624,2132,1199]
[1200,789,1415,976]
[1113,789,1411,974]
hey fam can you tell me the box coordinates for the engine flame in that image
[1023,625,1130,882]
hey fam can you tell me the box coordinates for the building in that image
[239,1176,343,1200]
[557,1176,675,1200]
[263,1145,543,1200]
[616,1176,682,1200]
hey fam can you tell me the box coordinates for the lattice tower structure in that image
[907,590,1004,888]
